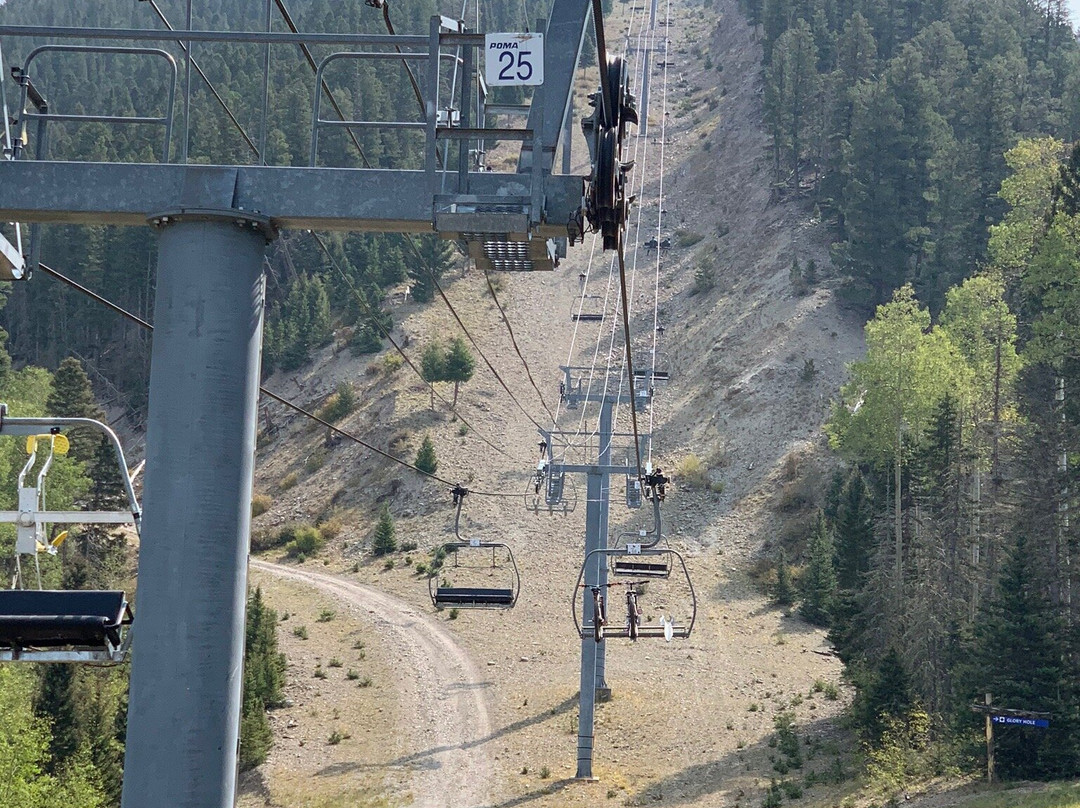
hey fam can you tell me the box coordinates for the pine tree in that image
[765,20,822,192]
[1057,140,1080,218]
[799,512,837,626]
[860,647,914,743]
[823,468,845,524]
[46,357,104,463]
[372,504,397,556]
[408,235,453,303]
[35,665,80,772]
[774,548,796,607]
[239,587,285,771]
[966,534,1080,779]
[443,336,475,407]
[420,342,446,409]
[415,435,437,475]
[83,435,128,580]
[834,470,874,590]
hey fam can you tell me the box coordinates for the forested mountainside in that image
[742,0,1080,783]
[752,0,1080,309]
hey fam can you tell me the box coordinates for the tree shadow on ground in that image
[476,778,573,808]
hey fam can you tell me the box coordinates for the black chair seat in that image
[434,587,515,606]
[612,560,670,577]
[0,590,131,649]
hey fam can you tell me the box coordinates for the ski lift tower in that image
[0,0,636,804]
[541,365,660,779]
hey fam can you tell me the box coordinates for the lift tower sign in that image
[485,32,544,86]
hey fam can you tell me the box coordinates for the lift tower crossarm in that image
[0,161,583,236]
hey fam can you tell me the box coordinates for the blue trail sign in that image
[991,715,1050,728]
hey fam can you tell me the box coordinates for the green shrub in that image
[346,669,360,680]
[675,228,704,247]
[293,625,309,639]
[327,729,350,745]
[691,258,716,295]
[319,382,358,422]
[284,525,324,558]
[305,447,327,473]
[317,608,335,622]
[250,528,290,553]
[675,454,709,487]
[328,657,343,668]
[279,471,299,491]
[382,353,403,373]
[251,493,272,517]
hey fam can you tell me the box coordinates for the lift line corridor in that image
[0,0,676,802]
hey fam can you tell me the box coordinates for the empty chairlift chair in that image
[429,539,520,609]
[571,294,605,323]
[0,405,141,663]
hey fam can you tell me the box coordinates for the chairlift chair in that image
[431,487,520,609]
[428,539,520,609]
[0,405,141,663]
[571,294,605,323]
[611,542,672,578]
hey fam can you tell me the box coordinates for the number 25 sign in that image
[484,33,544,86]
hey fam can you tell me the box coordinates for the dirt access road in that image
[250,559,496,808]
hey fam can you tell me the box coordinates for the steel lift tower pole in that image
[122,211,272,806]
[551,367,651,779]
[577,396,613,779]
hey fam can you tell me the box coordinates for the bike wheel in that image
[593,592,606,642]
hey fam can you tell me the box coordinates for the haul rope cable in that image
[562,0,653,468]
[34,262,522,499]
[555,0,647,464]
[604,2,653,461]
[647,0,672,469]
[595,0,646,484]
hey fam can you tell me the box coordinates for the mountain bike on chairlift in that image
[583,579,647,642]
